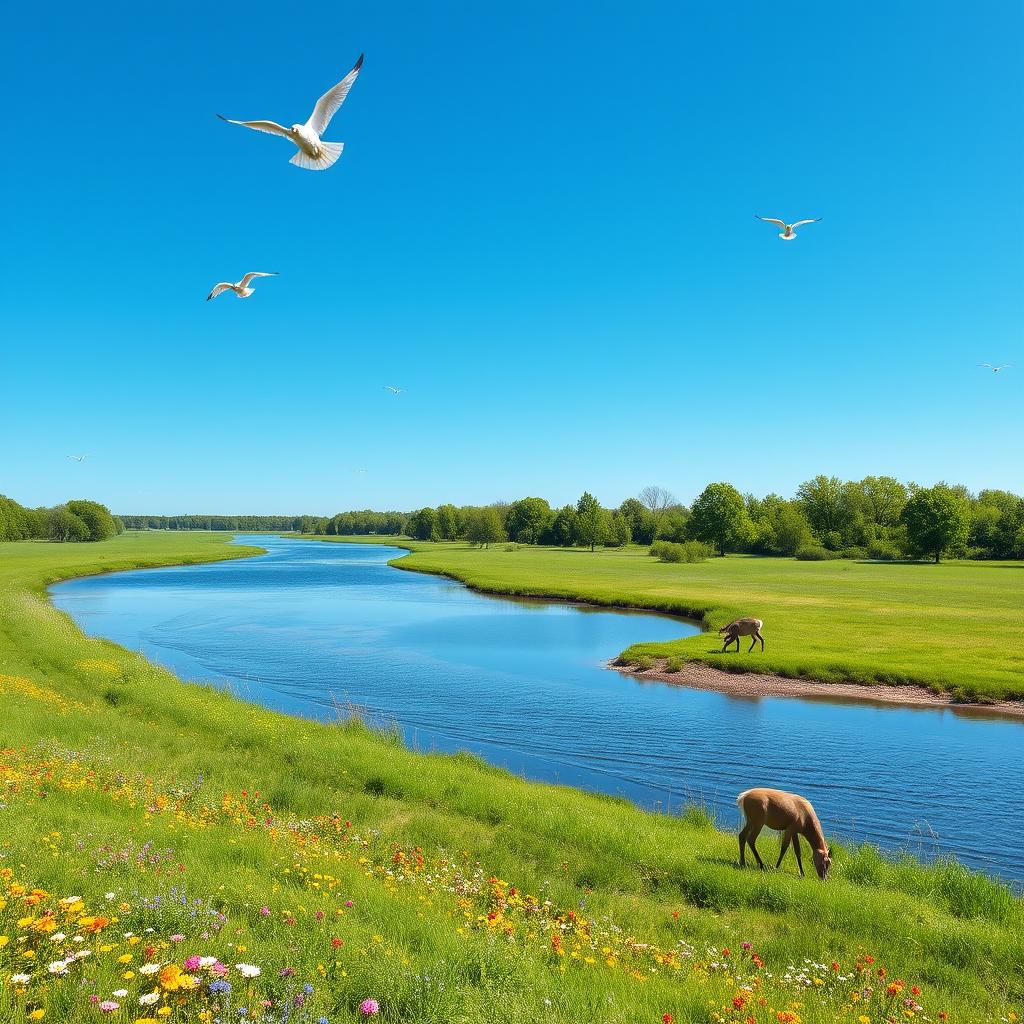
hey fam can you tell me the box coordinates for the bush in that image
[840,546,868,560]
[866,540,903,561]
[794,545,841,561]
[649,540,712,563]
[665,656,684,672]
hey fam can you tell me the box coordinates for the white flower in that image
[48,960,69,975]
[139,963,161,975]
[73,949,92,960]
[72,935,84,943]
[59,896,81,905]
[50,932,67,942]
[105,892,116,900]
[139,992,160,1006]
[11,973,31,985]
[113,989,128,997]
[235,963,261,978]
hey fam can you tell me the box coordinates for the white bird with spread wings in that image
[383,385,405,395]
[755,215,821,240]
[218,55,364,171]
[206,272,278,301]
[980,363,1012,374]
[66,454,89,462]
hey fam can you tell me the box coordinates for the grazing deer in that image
[719,617,764,652]
[736,787,832,880]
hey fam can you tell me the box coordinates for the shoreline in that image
[614,658,1024,721]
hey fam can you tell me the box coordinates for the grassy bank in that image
[1,532,1022,1023]
[301,537,1024,703]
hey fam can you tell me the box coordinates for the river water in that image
[50,535,1024,883]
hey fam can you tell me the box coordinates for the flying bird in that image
[206,272,278,301]
[980,363,1012,373]
[383,385,405,395]
[66,454,88,462]
[755,215,821,240]
[217,54,364,171]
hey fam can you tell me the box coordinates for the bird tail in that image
[290,142,344,171]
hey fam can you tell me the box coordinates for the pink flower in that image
[170,934,184,943]
[259,907,271,916]
[359,998,380,1015]
[99,1000,120,1013]
[345,900,354,908]
[184,956,201,971]
[742,942,752,951]
[210,961,228,977]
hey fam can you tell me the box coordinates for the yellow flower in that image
[29,1012,46,1021]
[118,954,133,963]
[135,1019,159,1024]
[0,936,8,947]
[859,1016,871,1023]
[157,1010,172,1018]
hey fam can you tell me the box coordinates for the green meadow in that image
[303,538,1024,703]
[1,532,1022,1023]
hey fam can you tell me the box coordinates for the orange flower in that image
[158,964,183,991]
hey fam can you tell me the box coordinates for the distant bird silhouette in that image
[66,454,88,462]
[980,363,1012,374]
[207,272,278,301]
[383,385,405,395]
[756,215,821,240]
[217,54,364,171]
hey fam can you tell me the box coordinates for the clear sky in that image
[2,2,1021,515]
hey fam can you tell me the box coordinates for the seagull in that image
[206,272,278,301]
[980,363,1012,373]
[383,385,405,395]
[66,454,88,462]
[217,54,364,171]
[755,215,821,240]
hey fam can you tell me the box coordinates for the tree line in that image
[0,495,123,543]
[318,477,1024,563]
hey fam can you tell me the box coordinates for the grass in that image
[302,537,1024,702]
[0,531,1022,1023]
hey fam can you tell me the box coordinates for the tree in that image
[504,497,554,545]
[901,484,970,562]
[796,475,859,548]
[608,511,632,547]
[638,486,677,521]
[409,507,440,541]
[47,506,90,542]
[436,504,462,540]
[687,483,752,555]
[550,505,578,547]
[618,498,656,545]
[65,500,117,541]
[574,492,607,551]
[465,507,506,548]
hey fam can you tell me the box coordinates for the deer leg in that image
[776,831,792,869]
[747,825,767,870]
[748,635,757,652]
[792,833,805,876]
[756,630,764,652]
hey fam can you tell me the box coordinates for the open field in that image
[0,532,1022,1022]
[302,537,1024,703]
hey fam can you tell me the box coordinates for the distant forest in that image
[113,475,1024,564]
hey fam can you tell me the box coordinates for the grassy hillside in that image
[306,538,1024,702]
[1,533,1021,1023]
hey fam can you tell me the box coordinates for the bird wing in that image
[790,218,822,228]
[217,115,292,139]
[239,272,278,289]
[305,54,364,136]
[207,283,234,301]
[755,216,787,228]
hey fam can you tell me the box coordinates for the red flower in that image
[331,937,343,948]
[662,1015,673,1023]
[831,962,840,972]
[911,986,921,996]
[721,948,730,957]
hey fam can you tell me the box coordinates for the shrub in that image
[840,546,868,560]
[866,539,903,561]
[649,540,712,563]
[794,545,841,561]
[665,656,684,672]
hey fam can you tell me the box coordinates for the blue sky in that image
[2,2,1021,515]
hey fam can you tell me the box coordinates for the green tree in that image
[465,507,506,548]
[436,504,462,541]
[796,475,859,548]
[504,497,554,545]
[65,500,117,541]
[48,506,90,542]
[688,483,752,555]
[574,492,607,551]
[901,484,970,563]
[409,507,440,541]
[618,498,656,545]
[608,511,632,547]
[550,505,578,547]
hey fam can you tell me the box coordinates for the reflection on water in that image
[51,535,1024,884]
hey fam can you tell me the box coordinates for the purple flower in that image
[359,998,379,1016]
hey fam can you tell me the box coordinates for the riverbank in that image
[297,533,1024,706]
[615,657,1024,720]
[2,532,1022,1022]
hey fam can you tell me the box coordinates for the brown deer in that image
[719,617,764,652]
[736,787,832,880]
